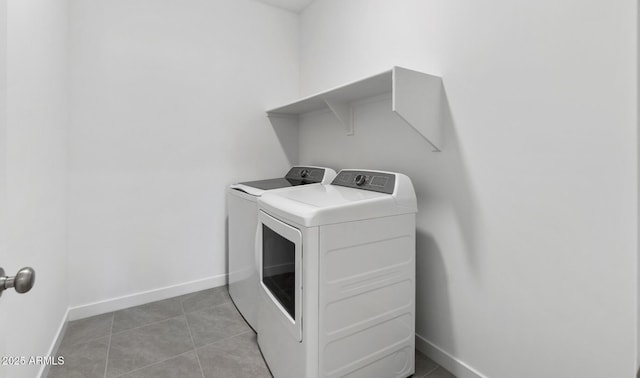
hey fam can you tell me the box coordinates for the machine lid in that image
[230,166,336,196]
[236,177,309,191]
[258,170,417,227]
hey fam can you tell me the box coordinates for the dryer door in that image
[258,210,303,342]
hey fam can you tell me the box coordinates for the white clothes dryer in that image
[256,169,418,378]
[227,166,336,330]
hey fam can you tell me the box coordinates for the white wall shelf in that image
[267,66,444,152]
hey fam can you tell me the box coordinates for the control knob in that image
[354,174,367,186]
[300,169,310,178]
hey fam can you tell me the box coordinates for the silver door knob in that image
[0,267,35,297]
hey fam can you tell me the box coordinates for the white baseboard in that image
[415,333,487,378]
[38,307,69,378]
[67,273,227,321]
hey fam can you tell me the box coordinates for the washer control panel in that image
[331,170,396,194]
[285,167,326,183]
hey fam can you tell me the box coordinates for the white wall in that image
[298,1,638,377]
[4,0,69,377]
[0,1,7,372]
[67,0,299,310]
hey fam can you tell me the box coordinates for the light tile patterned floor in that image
[47,286,454,378]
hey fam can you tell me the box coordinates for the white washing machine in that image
[227,166,336,330]
[256,169,418,378]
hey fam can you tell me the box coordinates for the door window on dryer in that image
[258,210,303,342]
[262,224,296,319]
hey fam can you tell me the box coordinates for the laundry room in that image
[1,0,638,378]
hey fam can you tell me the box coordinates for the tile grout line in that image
[426,365,440,376]
[108,308,204,378]
[111,312,185,336]
[63,290,233,378]
[195,329,255,350]
[103,312,115,378]
[182,300,206,378]
[110,292,234,378]
[52,290,230,378]
[110,350,197,378]
[181,297,232,317]
[424,366,448,378]
[110,298,232,337]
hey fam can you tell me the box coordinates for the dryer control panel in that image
[331,170,396,194]
[285,167,326,183]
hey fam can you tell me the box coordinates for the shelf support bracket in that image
[267,113,300,165]
[323,98,354,136]
[392,67,443,151]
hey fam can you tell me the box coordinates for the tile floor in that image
[47,286,455,378]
